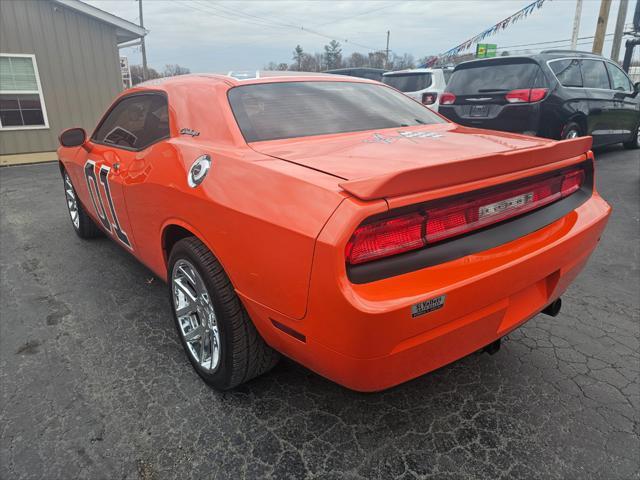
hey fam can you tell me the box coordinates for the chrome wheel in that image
[565,129,579,139]
[64,172,80,229]
[172,259,221,372]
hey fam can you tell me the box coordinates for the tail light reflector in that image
[421,92,438,105]
[440,92,456,105]
[505,88,548,103]
[345,166,585,265]
[345,213,425,265]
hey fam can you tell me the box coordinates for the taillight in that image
[505,88,548,103]
[345,166,586,265]
[421,92,438,105]
[345,213,425,265]
[440,92,456,105]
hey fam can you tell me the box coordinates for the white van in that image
[382,68,451,111]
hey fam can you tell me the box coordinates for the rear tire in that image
[561,122,582,140]
[62,170,102,239]
[623,124,639,150]
[168,237,279,390]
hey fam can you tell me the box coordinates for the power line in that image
[184,1,383,52]
[192,1,300,30]
[496,32,616,50]
[502,38,615,54]
[314,2,399,27]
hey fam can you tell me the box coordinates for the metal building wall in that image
[0,0,123,156]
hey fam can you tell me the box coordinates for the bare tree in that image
[130,64,161,85]
[345,52,368,68]
[267,47,420,73]
[390,53,415,71]
[368,51,386,69]
[299,53,319,72]
[163,64,190,77]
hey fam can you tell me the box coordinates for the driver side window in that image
[93,93,169,150]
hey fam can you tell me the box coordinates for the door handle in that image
[112,162,120,172]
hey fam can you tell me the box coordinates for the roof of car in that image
[453,50,612,70]
[325,68,388,73]
[135,71,377,90]
[383,68,438,75]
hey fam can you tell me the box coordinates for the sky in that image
[85,0,637,73]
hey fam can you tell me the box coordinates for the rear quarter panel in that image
[123,138,346,320]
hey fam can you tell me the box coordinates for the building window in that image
[0,54,49,130]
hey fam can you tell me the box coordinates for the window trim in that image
[580,59,612,90]
[604,61,635,93]
[547,57,632,93]
[547,58,583,88]
[90,91,171,152]
[0,53,50,131]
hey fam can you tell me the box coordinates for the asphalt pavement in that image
[1,146,638,480]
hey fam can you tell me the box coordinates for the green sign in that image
[476,43,497,58]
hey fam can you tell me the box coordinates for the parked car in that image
[439,50,640,149]
[324,67,388,81]
[382,67,452,110]
[57,72,610,391]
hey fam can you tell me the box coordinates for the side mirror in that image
[59,127,86,147]
[635,82,640,93]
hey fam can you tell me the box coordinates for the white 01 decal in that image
[84,160,132,249]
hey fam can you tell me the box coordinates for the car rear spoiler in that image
[338,137,593,201]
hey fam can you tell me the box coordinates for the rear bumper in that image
[439,103,540,134]
[243,192,611,392]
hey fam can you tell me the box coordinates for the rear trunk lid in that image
[250,123,592,200]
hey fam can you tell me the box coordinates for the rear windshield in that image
[382,73,432,92]
[446,61,544,94]
[228,81,445,142]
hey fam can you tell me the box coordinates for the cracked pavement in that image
[1,147,638,479]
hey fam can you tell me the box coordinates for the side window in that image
[550,59,583,87]
[580,60,611,89]
[93,94,169,150]
[605,62,633,91]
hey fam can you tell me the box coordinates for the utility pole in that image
[138,0,148,80]
[571,0,583,50]
[611,0,629,62]
[592,0,612,54]
[385,30,390,69]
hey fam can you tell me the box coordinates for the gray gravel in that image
[1,146,638,479]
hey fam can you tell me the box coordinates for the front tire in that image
[168,237,279,390]
[623,124,639,150]
[62,170,102,239]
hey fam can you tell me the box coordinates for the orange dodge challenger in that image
[57,72,611,392]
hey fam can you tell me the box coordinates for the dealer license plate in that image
[479,192,534,219]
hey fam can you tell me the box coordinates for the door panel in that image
[83,145,136,251]
[83,92,170,253]
[606,62,640,141]
[581,60,615,145]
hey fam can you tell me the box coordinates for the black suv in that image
[439,50,639,149]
